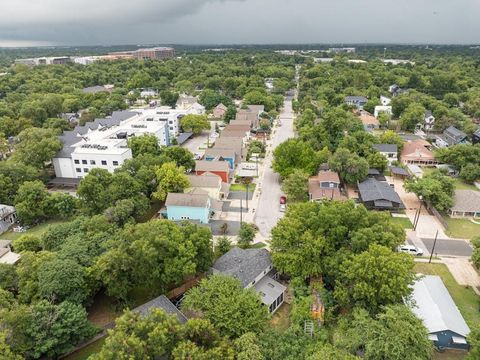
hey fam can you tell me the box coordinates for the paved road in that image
[254,99,295,237]
[421,237,473,257]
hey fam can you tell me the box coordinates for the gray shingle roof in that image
[165,193,210,208]
[373,143,398,153]
[345,95,368,102]
[133,294,187,324]
[390,166,409,176]
[195,160,230,173]
[186,173,221,189]
[410,275,470,337]
[451,190,480,213]
[444,126,467,144]
[212,247,272,288]
[358,178,403,205]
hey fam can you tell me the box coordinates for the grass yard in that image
[0,219,69,241]
[251,242,267,249]
[445,218,480,239]
[270,302,291,331]
[414,263,480,328]
[422,168,477,191]
[390,216,413,229]
[64,338,106,360]
[230,183,257,192]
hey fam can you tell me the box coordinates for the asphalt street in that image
[254,99,295,237]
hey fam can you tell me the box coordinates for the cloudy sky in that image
[0,0,478,46]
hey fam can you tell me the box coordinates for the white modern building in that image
[145,103,205,138]
[53,111,170,179]
[380,95,392,106]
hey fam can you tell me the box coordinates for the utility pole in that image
[429,230,439,263]
[413,196,424,231]
[240,198,243,224]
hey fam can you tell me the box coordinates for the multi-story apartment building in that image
[53,111,170,179]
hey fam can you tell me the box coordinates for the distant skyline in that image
[1,0,479,47]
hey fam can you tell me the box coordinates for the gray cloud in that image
[0,0,479,45]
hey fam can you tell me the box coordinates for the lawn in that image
[433,351,467,360]
[390,216,413,229]
[64,338,106,360]
[270,302,291,331]
[445,218,480,239]
[414,263,480,328]
[230,183,257,192]
[0,219,69,241]
[422,168,477,191]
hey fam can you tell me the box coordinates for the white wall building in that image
[53,111,170,179]
[374,105,393,118]
[380,95,391,106]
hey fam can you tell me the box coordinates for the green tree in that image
[77,169,113,214]
[329,148,369,185]
[399,103,426,131]
[180,114,210,135]
[182,274,269,338]
[14,180,51,225]
[153,162,190,201]
[12,127,62,169]
[238,223,257,248]
[128,134,160,157]
[471,237,480,270]
[12,235,42,253]
[37,258,88,304]
[0,264,17,291]
[459,163,480,183]
[281,169,309,202]
[273,139,320,178]
[378,130,404,152]
[216,236,231,257]
[0,162,38,204]
[367,151,388,172]
[467,325,480,360]
[404,170,455,211]
[160,90,179,107]
[164,146,195,170]
[234,332,264,360]
[334,244,415,312]
[307,344,357,360]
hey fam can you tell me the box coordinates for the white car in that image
[398,244,424,256]
[279,204,286,212]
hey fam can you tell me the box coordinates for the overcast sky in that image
[0,0,478,46]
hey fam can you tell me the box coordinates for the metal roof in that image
[410,275,470,337]
[212,247,272,288]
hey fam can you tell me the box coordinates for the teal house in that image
[203,148,236,170]
[165,192,213,224]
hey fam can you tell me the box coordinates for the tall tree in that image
[281,169,309,202]
[128,134,160,157]
[182,274,269,338]
[153,162,190,201]
[12,127,62,169]
[180,114,210,135]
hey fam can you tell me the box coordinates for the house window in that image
[90,160,96,165]
[112,161,119,166]
[76,168,81,173]
[74,160,80,164]
[101,160,107,166]
[82,160,87,164]
[84,168,89,173]
[169,126,174,130]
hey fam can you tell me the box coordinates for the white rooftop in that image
[410,275,470,337]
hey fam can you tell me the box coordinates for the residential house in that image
[165,192,222,224]
[380,95,391,106]
[140,89,158,98]
[133,294,187,324]
[219,128,250,142]
[82,85,114,94]
[472,128,480,145]
[357,178,405,211]
[235,105,265,129]
[0,240,20,265]
[449,190,480,218]
[195,160,230,183]
[186,173,229,200]
[176,94,199,109]
[345,96,368,109]
[436,126,468,148]
[212,247,286,314]
[0,204,16,234]
[308,171,346,201]
[374,105,392,118]
[400,140,438,166]
[423,110,436,131]
[389,166,410,179]
[373,144,398,165]
[214,137,244,160]
[410,275,470,350]
[358,110,379,131]
[204,148,236,169]
[213,103,228,119]
[389,84,407,97]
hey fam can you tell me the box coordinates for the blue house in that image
[165,192,212,224]
[203,148,236,170]
[410,275,470,350]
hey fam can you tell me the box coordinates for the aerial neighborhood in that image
[0,43,479,360]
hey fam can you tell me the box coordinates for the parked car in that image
[279,204,286,212]
[280,196,287,204]
[397,244,424,256]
